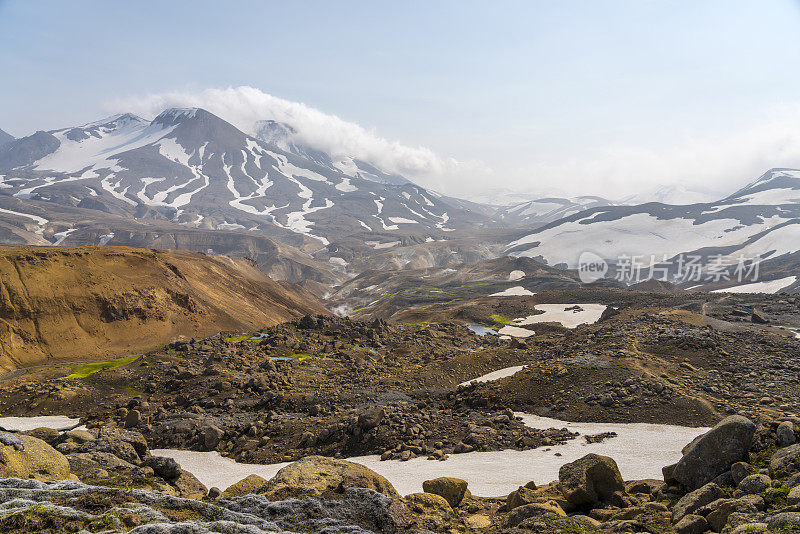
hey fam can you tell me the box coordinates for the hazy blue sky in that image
[2,0,800,200]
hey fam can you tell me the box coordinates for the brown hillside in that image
[0,246,328,370]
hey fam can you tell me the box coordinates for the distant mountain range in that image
[1,109,798,292]
[0,108,490,249]
[506,168,800,292]
[0,128,13,147]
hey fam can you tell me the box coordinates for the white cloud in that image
[108,86,489,187]
[496,103,800,202]
[108,88,800,205]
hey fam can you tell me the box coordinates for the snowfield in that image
[152,415,708,497]
[489,286,535,297]
[712,275,797,294]
[516,304,607,329]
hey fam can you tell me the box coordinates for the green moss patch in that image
[65,356,140,379]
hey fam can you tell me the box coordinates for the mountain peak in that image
[729,168,800,199]
[0,128,14,148]
[152,107,203,127]
[80,113,147,129]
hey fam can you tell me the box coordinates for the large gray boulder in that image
[558,453,625,507]
[672,482,726,522]
[673,416,755,490]
[770,443,800,475]
[767,512,800,531]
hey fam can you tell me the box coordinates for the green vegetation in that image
[224,334,252,343]
[65,355,140,379]
[490,313,515,325]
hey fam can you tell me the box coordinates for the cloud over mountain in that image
[109,86,483,188]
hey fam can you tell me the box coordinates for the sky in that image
[2,0,800,203]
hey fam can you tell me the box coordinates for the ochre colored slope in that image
[0,246,328,370]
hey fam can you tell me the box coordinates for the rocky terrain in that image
[0,249,798,532]
[0,246,326,370]
[0,409,798,533]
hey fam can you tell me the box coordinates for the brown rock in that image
[222,474,268,498]
[263,455,399,499]
[558,453,625,507]
[422,477,468,507]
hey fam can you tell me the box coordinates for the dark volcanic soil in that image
[0,288,798,466]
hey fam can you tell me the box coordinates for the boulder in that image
[729,523,767,534]
[751,309,769,324]
[0,434,70,481]
[23,427,60,444]
[504,501,566,527]
[506,485,539,510]
[700,496,763,532]
[674,514,708,534]
[558,453,625,507]
[730,462,751,485]
[735,474,771,496]
[770,443,800,475]
[673,416,755,490]
[221,474,268,498]
[171,469,207,500]
[404,492,452,513]
[143,456,181,480]
[625,479,664,495]
[767,512,800,531]
[777,421,797,447]
[672,482,726,522]
[422,477,468,507]
[358,407,385,430]
[62,429,94,444]
[464,514,491,529]
[263,455,399,499]
[788,485,800,506]
[202,425,224,450]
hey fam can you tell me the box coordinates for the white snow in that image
[153,414,708,497]
[711,275,797,294]
[33,120,176,177]
[497,325,536,338]
[0,207,48,235]
[98,233,114,246]
[52,228,77,245]
[388,217,418,224]
[328,257,348,267]
[0,415,81,432]
[217,222,246,231]
[335,178,358,192]
[509,212,791,268]
[508,270,525,281]
[489,286,535,297]
[459,366,526,386]
[372,241,401,249]
[516,304,607,329]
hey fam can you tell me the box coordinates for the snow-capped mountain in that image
[496,196,614,226]
[0,109,489,248]
[0,129,13,148]
[618,184,725,206]
[506,168,800,288]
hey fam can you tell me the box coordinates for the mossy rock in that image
[0,433,70,481]
[222,474,268,498]
[263,455,399,499]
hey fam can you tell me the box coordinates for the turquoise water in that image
[467,324,497,336]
